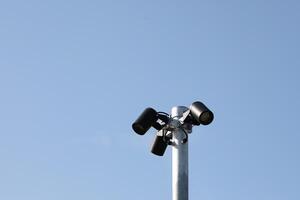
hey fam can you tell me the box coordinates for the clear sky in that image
[0,1,299,200]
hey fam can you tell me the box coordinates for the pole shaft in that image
[171,107,189,200]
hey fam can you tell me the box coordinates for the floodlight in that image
[132,107,158,135]
[190,101,214,125]
[151,130,169,156]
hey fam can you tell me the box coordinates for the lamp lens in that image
[200,111,214,125]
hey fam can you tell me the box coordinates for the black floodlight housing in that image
[151,130,170,156]
[132,108,170,135]
[132,107,158,135]
[189,101,214,125]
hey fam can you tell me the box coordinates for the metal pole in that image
[171,106,189,200]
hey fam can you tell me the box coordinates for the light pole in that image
[171,106,189,200]
[132,101,214,200]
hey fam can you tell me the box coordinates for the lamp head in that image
[151,130,170,156]
[132,107,158,135]
[190,101,214,125]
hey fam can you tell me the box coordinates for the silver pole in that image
[171,106,189,200]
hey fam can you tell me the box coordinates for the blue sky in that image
[0,1,299,199]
